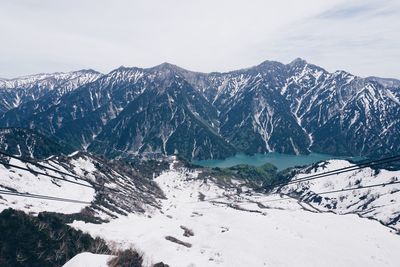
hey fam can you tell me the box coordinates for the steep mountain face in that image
[0,70,102,115]
[217,75,310,154]
[178,61,309,155]
[89,71,235,160]
[0,65,234,159]
[0,67,145,149]
[182,59,400,158]
[0,128,74,159]
[0,60,399,160]
[281,60,400,157]
[180,60,297,157]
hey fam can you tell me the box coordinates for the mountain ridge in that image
[3,58,400,85]
[0,59,399,160]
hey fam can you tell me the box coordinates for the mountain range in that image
[0,58,399,160]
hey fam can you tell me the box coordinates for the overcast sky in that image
[0,0,399,78]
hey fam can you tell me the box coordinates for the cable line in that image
[0,189,91,204]
[198,155,400,204]
[0,150,95,184]
[0,151,119,192]
[247,179,400,205]
[194,179,400,211]
[264,155,400,190]
[289,155,400,183]
[0,150,89,182]
[0,161,94,189]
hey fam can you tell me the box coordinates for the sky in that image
[0,0,399,79]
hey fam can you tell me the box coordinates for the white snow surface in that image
[72,161,400,267]
[281,160,400,230]
[63,252,113,267]
[0,157,95,214]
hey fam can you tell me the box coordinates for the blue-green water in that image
[193,152,357,171]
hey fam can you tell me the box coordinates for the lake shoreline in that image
[192,152,361,171]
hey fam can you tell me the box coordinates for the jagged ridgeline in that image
[0,59,399,160]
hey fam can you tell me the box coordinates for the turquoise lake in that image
[192,152,358,171]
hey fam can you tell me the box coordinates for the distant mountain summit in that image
[0,59,399,160]
[0,70,101,113]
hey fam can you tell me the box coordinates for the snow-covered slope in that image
[71,160,400,267]
[2,153,400,266]
[0,70,101,91]
[0,155,95,214]
[0,152,164,218]
[280,160,400,231]
[63,252,113,267]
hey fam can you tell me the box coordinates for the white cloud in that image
[0,0,398,78]
[265,0,400,78]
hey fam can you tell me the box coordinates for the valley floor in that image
[71,165,400,267]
